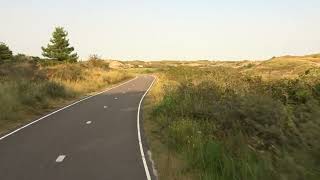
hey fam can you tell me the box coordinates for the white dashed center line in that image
[104,106,108,108]
[55,155,66,163]
[114,97,118,100]
[86,121,92,124]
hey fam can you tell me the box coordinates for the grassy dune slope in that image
[246,55,320,79]
[0,59,132,135]
[144,56,320,180]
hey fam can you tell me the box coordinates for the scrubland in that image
[143,55,320,180]
[1,53,319,180]
[0,58,131,134]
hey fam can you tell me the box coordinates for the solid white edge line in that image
[0,76,138,141]
[147,150,158,178]
[137,75,157,180]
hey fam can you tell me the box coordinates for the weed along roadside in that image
[143,65,320,180]
[0,59,133,135]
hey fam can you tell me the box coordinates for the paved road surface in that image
[0,75,155,180]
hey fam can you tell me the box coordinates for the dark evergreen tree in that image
[42,27,78,63]
[0,42,13,62]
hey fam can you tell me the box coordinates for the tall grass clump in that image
[45,61,132,93]
[149,66,320,180]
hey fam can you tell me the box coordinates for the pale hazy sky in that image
[1,0,320,60]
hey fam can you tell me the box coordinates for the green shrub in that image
[87,54,109,69]
[314,83,320,96]
[0,43,13,63]
[0,83,20,120]
[44,81,69,98]
[17,81,47,106]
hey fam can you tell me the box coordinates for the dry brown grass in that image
[0,60,133,135]
[244,55,320,79]
[43,62,132,94]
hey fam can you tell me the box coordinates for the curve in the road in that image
[0,75,156,180]
[0,77,138,141]
[137,76,156,180]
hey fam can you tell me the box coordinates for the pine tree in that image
[42,27,78,63]
[0,42,13,62]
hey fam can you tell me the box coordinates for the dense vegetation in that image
[145,64,320,180]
